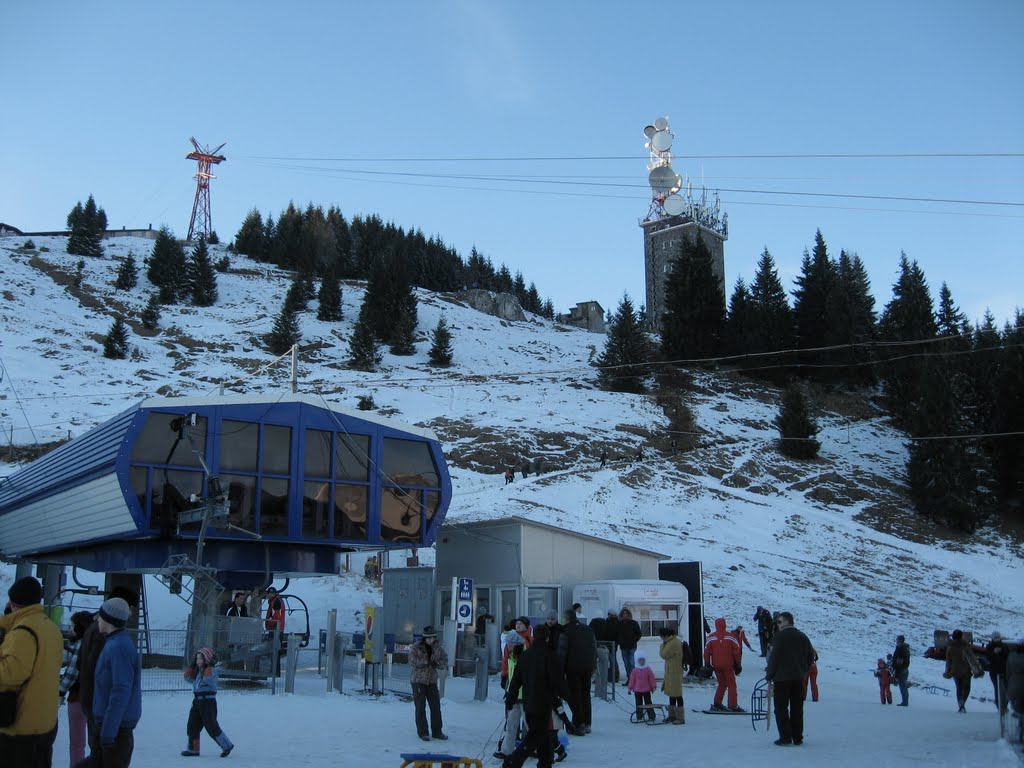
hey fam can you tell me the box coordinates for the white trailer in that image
[572,579,688,679]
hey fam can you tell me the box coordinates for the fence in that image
[129,628,276,695]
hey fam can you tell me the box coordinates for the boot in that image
[181,738,200,756]
[673,705,686,724]
[214,732,234,758]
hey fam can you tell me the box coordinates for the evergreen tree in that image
[348,302,382,371]
[774,382,820,459]
[749,247,793,354]
[234,209,266,259]
[66,194,107,257]
[542,299,555,321]
[103,316,130,359]
[284,278,309,314]
[428,316,454,367]
[598,294,649,394]
[660,231,725,361]
[512,271,527,306]
[267,300,301,355]
[114,252,138,290]
[879,252,937,427]
[726,277,756,356]
[935,282,968,338]
[140,294,161,330]
[494,264,514,294]
[271,202,304,270]
[325,205,352,277]
[362,246,417,346]
[316,269,343,322]
[389,303,417,355]
[188,237,218,307]
[146,227,188,304]
[526,283,542,314]
[832,250,877,385]
[992,311,1024,509]
[791,231,840,378]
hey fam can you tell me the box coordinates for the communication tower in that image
[639,116,727,328]
[185,137,227,242]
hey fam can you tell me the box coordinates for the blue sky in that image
[2,1,1021,326]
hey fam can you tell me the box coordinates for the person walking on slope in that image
[803,645,819,702]
[985,632,1009,711]
[181,647,234,757]
[892,634,911,706]
[658,626,686,724]
[617,608,642,683]
[874,658,893,704]
[627,654,658,723]
[755,607,774,657]
[409,626,449,741]
[765,611,815,746]
[732,625,753,653]
[704,617,743,712]
[943,629,983,713]
[557,610,596,735]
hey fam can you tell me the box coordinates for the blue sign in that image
[457,578,473,601]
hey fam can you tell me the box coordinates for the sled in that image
[629,703,671,724]
[696,708,747,715]
[751,677,772,731]
[399,754,483,768]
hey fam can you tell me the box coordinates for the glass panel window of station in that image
[527,587,558,622]
[380,438,439,543]
[129,412,209,532]
[259,424,292,537]
[302,429,370,542]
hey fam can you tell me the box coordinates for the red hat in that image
[197,647,216,664]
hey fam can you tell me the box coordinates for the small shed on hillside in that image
[433,516,667,629]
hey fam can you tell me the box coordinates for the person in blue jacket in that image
[91,597,142,768]
[181,647,233,757]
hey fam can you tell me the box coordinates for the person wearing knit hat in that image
[92,597,142,764]
[7,576,43,607]
[182,645,234,757]
[985,631,1009,711]
[0,575,63,763]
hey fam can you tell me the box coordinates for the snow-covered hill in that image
[1,233,1022,681]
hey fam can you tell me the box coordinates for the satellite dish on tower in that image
[654,116,669,131]
[651,130,673,152]
[663,194,686,216]
[648,165,681,194]
[643,125,656,138]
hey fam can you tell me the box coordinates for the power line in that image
[244,152,1024,162]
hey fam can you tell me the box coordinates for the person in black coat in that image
[558,609,597,735]
[503,624,568,768]
[603,610,620,682]
[765,611,815,746]
[616,609,642,683]
[985,632,1009,710]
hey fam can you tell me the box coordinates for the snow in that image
[1,234,1023,765]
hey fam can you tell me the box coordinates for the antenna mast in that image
[185,137,227,242]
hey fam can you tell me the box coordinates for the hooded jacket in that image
[765,624,814,683]
[944,636,981,680]
[92,628,143,744]
[0,604,63,736]
[703,617,742,670]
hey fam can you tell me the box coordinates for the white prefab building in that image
[433,516,668,633]
[572,580,688,678]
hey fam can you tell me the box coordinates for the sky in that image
[2,1,1022,326]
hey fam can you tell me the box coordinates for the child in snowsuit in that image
[628,653,658,722]
[875,658,893,704]
[182,647,234,757]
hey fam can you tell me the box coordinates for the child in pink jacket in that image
[874,658,893,704]
[628,653,658,722]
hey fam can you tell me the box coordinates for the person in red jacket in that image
[704,617,743,711]
[731,625,753,654]
[500,617,533,687]
[803,645,819,702]
[874,658,892,704]
[263,587,286,634]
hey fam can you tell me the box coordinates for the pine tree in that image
[879,252,937,427]
[389,304,417,355]
[660,231,725,361]
[526,283,542,314]
[67,194,106,257]
[774,382,820,459]
[146,227,188,304]
[363,247,417,346]
[103,316,130,359]
[428,316,454,367]
[598,295,649,394]
[271,202,304,270]
[726,277,756,356]
[542,299,555,321]
[284,278,308,314]
[512,271,527,306]
[234,209,265,258]
[316,270,343,321]
[114,252,138,290]
[832,250,877,385]
[348,302,382,371]
[140,294,161,330]
[267,300,301,356]
[791,231,840,379]
[992,312,1024,509]
[494,264,514,294]
[749,248,793,354]
[188,237,218,307]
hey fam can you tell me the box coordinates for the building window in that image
[302,481,330,538]
[380,438,440,544]
[335,433,370,481]
[262,425,291,474]
[334,485,368,540]
[259,477,289,537]
[131,412,208,467]
[223,473,257,532]
[381,487,423,543]
[626,603,681,638]
[219,420,258,472]
[383,438,438,487]
[304,429,332,478]
[527,587,558,621]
